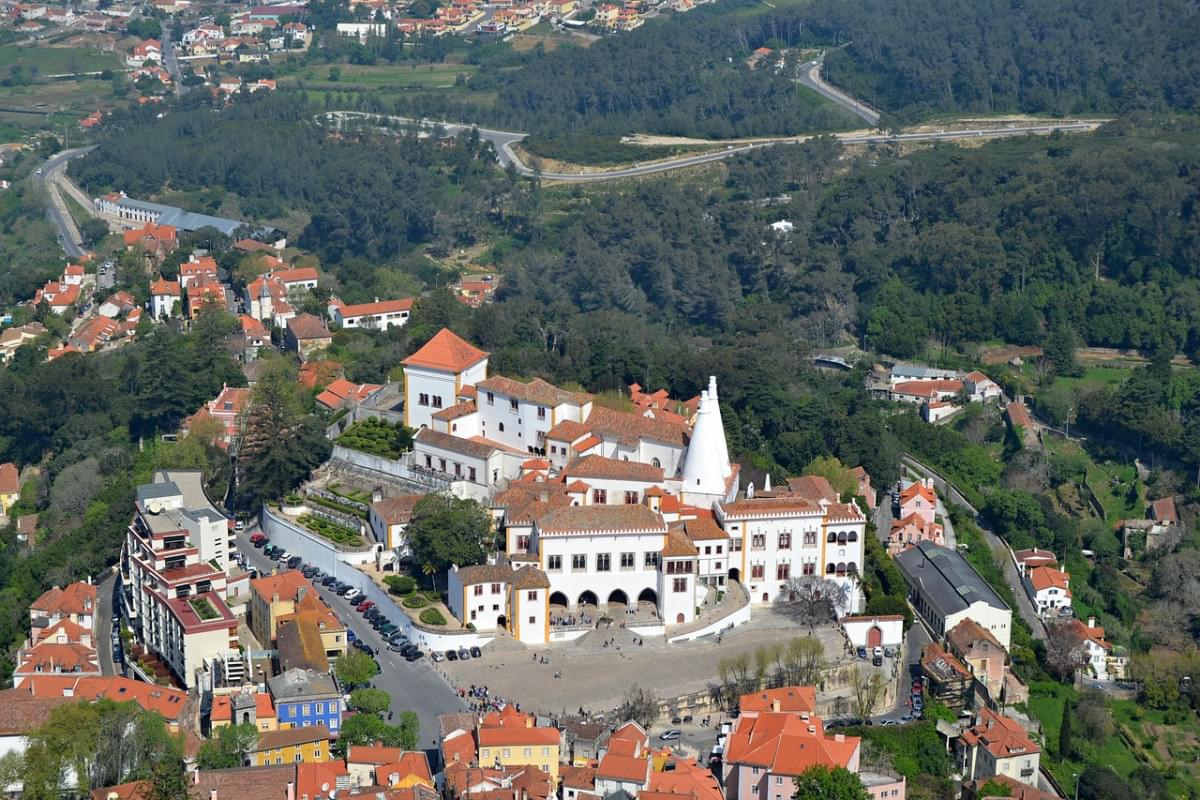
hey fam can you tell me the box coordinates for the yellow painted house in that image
[0,463,19,513]
[477,706,560,780]
[248,724,330,766]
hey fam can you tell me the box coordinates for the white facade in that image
[945,603,1013,651]
[404,359,488,431]
[512,586,548,644]
[842,615,904,648]
[475,377,591,456]
[714,499,865,615]
[413,428,522,488]
[447,567,509,630]
[534,528,666,609]
[150,289,180,319]
[658,552,697,626]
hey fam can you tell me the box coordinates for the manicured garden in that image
[189,597,220,621]
[336,418,412,460]
[298,514,364,546]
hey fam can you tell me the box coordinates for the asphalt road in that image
[325,111,1103,184]
[795,56,881,127]
[159,20,190,96]
[96,570,119,676]
[33,147,94,258]
[233,529,467,750]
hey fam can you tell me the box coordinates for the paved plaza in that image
[433,608,853,719]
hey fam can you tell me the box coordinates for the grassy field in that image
[1044,437,1144,521]
[0,44,119,75]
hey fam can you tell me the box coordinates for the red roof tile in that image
[402,328,488,372]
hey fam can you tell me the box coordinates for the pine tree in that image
[1059,700,1074,759]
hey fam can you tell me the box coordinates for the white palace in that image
[403,329,867,645]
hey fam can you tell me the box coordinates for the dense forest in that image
[71,95,517,264]
[400,0,1200,139]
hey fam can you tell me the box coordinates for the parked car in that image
[250,532,266,545]
[872,646,883,659]
[659,729,681,741]
[347,630,357,643]
[287,556,303,569]
[380,624,398,636]
[457,647,471,660]
[469,646,482,658]
[872,655,883,667]
[432,651,446,662]
[353,641,375,658]
[387,642,408,652]
[856,646,868,659]
[302,567,317,579]
[404,649,423,662]
[911,680,923,693]
[357,601,375,613]
[682,714,694,723]
[322,576,338,586]
[883,646,897,658]
[335,584,352,595]
[344,588,362,601]
[445,650,458,661]
[671,716,682,725]
[234,520,246,531]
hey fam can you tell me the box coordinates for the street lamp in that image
[1072,772,1080,800]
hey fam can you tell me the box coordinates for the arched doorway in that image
[762,592,769,603]
[638,588,658,606]
[676,613,685,624]
[497,615,508,630]
[607,589,629,609]
[728,567,740,582]
[241,711,251,725]
[549,591,569,608]
[867,625,883,648]
[578,590,598,608]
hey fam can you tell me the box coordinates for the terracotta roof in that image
[784,475,837,504]
[662,528,698,558]
[336,298,414,318]
[921,642,972,681]
[511,565,550,589]
[252,724,331,752]
[723,713,859,777]
[0,462,18,494]
[595,753,649,783]
[1066,618,1111,650]
[276,616,330,673]
[31,581,95,616]
[646,757,722,800]
[476,375,591,408]
[1006,401,1033,428]
[970,776,1057,800]
[892,379,964,398]
[287,313,331,341]
[1150,496,1179,523]
[415,428,504,459]
[402,328,488,372]
[477,724,560,747]
[349,743,407,764]
[297,762,350,799]
[251,571,312,603]
[368,752,432,783]
[682,517,726,541]
[544,419,589,442]
[562,454,663,483]
[561,765,596,790]
[149,276,181,295]
[26,675,188,721]
[273,266,319,284]
[432,400,478,422]
[959,707,1038,760]
[373,495,423,525]
[536,505,667,535]
[0,688,72,734]
[187,765,295,799]
[90,781,153,800]
[522,458,551,470]
[1028,566,1070,593]
[453,563,514,586]
[1013,548,1057,566]
[738,686,816,715]
[585,406,687,447]
[946,618,1005,654]
[718,496,822,520]
[899,482,936,505]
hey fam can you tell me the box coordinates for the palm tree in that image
[422,561,438,596]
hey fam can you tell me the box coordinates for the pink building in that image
[898,479,937,525]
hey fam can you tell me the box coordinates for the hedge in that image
[385,575,417,595]
[419,608,447,626]
[403,595,427,609]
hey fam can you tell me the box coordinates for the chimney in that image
[287,781,295,800]
[372,488,383,503]
[211,790,218,800]
[193,770,200,785]
[834,733,845,743]
[297,586,307,603]
[771,699,780,713]
[1087,616,1096,629]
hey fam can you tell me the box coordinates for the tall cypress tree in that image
[1059,700,1074,759]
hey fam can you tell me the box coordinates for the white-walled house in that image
[329,297,413,331]
[402,329,489,431]
[472,375,592,455]
[895,541,1013,650]
[1025,566,1071,618]
[842,615,905,649]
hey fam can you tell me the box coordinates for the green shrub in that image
[385,575,417,595]
[419,608,446,626]
[403,595,427,609]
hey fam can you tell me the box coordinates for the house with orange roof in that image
[897,478,938,526]
[315,378,383,411]
[285,313,332,361]
[24,675,189,731]
[328,296,414,331]
[210,688,277,732]
[1024,566,1071,618]
[149,276,182,319]
[123,222,177,264]
[475,706,561,779]
[183,383,251,449]
[920,642,973,711]
[347,745,432,789]
[452,273,500,307]
[402,328,490,430]
[737,686,816,718]
[957,706,1039,787]
[32,279,81,314]
[1064,616,1126,681]
[126,38,161,67]
[249,572,347,659]
[12,618,100,686]
[369,494,423,555]
[67,316,120,353]
[0,461,18,513]
[186,276,229,319]
[29,581,96,637]
[887,511,944,554]
[946,619,1008,697]
[722,711,865,800]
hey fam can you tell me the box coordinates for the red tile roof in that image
[562,454,663,483]
[26,675,188,721]
[402,328,488,372]
[287,313,331,341]
[783,475,838,504]
[959,706,1038,760]
[723,713,859,777]
[31,581,95,617]
[536,505,666,535]
[1028,566,1070,593]
[738,686,816,715]
[337,298,414,318]
[0,462,18,494]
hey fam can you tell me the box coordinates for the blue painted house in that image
[268,667,343,735]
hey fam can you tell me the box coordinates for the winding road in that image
[796,54,881,127]
[33,146,95,259]
[325,111,1103,183]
